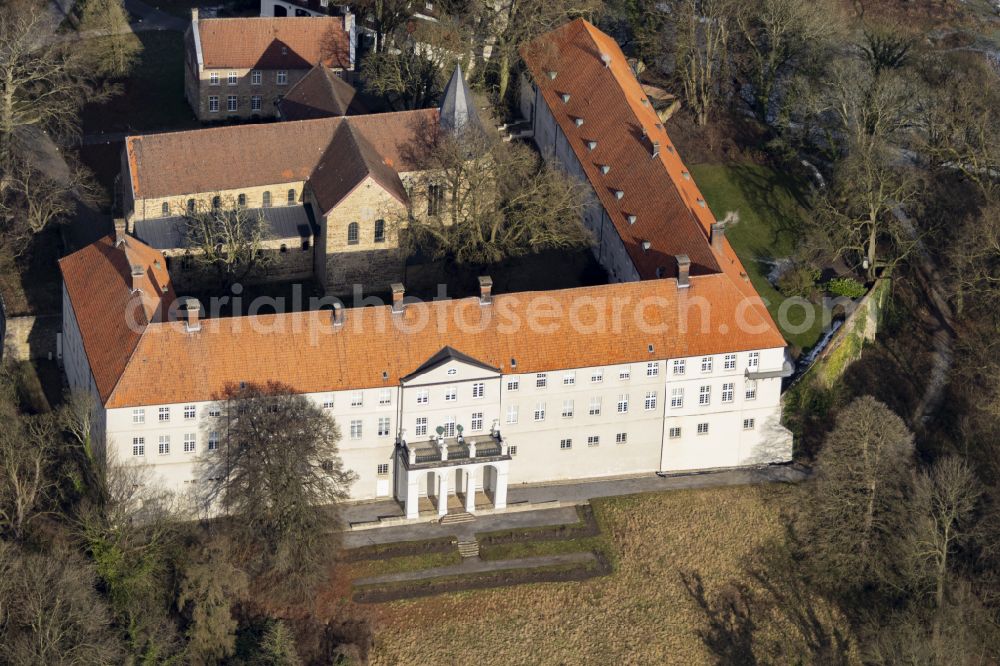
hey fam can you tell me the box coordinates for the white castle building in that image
[59,20,793,520]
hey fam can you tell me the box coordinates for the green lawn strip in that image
[347,550,463,578]
[340,536,457,562]
[689,163,824,352]
[81,31,198,135]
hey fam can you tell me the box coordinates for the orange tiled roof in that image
[59,235,175,403]
[125,110,437,200]
[521,19,723,279]
[196,17,350,70]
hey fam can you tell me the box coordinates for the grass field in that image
[326,485,852,665]
[690,163,825,352]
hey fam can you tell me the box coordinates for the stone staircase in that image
[439,511,475,525]
[456,538,480,558]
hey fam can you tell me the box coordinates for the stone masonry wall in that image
[2,314,60,362]
[128,183,307,224]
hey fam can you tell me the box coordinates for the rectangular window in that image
[589,397,602,416]
[227,95,237,112]
[379,389,392,406]
[669,427,681,438]
[561,400,574,418]
[506,405,518,424]
[351,391,363,407]
[277,70,288,85]
[591,368,603,383]
[563,372,576,385]
[427,183,443,215]
[672,359,686,375]
[208,95,219,112]
[721,382,735,403]
[644,391,657,411]
[184,404,196,420]
[377,463,389,475]
[743,418,756,430]
[443,417,455,437]
[251,70,261,85]
[560,438,572,450]
[377,417,390,437]
[587,435,600,447]
[699,385,711,406]
[670,388,684,408]
[619,366,631,381]
[506,377,519,391]
[227,71,237,85]
[415,417,427,437]
[646,361,659,377]
[508,445,518,456]
[697,422,709,435]
[724,354,737,370]
[158,407,170,422]
[374,219,385,242]
[251,95,261,111]
[209,72,219,85]
[748,351,760,368]
[701,356,713,373]
[471,412,483,431]
[445,386,457,402]
[132,437,145,456]
[472,382,485,398]
[158,435,170,455]
[616,432,627,444]
[208,431,219,450]
[536,373,547,388]
[208,406,221,417]
[350,420,362,439]
[534,402,546,421]
[416,389,428,404]
[183,433,196,453]
[322,398,334,409]
[132,408,145,424]
[745,380,758,400]
[617,394,629,414]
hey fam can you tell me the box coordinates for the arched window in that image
[211,195,221,209]
[161,202,169,217]
[373,219,385,243]
[287,188,296,205]
[237,193,246,207]
[262,191,272,208]
[186,199,195,213]
[347,222,359,245]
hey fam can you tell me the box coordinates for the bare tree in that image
[78,0,142,78]
[353,0,412,53]
[0,413,58,541]
[182,195,272,288]
[202,382,355,599]
[801,396,915,591]
[402,124,591,264]
[665,0,735,126]
[0,156,78,257]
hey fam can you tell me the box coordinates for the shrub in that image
[825,277,867,299]
[777,263,821,298]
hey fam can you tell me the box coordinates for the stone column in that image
[405,472,420,520]
[464,467,476,513]
[437,472,449,517]
[493,465,508,510]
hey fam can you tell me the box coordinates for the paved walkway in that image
[342,465,808,548]
[353,552,597,587]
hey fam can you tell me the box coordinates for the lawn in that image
[318,484,852,665]
[690,163,825,352]
[81,31,198,136]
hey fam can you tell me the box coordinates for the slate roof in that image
[439,65,482,133]
[133,205,318,250]
[195,17,350,70]
[308,121,408,212]
[278,64,367,119]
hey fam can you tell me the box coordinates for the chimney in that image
[390,283,405,314]
[651,141,660,158]
[114,218,127,246]
[478,275,493,305]
[184,298,201,333]
[676,254,691,288]
[191,7,198,22]
[130,264,144,293]
[711,221,726,252]
[332,302,344,327]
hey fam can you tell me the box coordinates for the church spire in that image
[439,64,481,133]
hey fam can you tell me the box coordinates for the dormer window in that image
[600,165,610,174]
[560,93,570,103]
[586,140,597,151]
[574,117,584,127]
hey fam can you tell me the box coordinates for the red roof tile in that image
[196,17,350,70]
[278,64,367,119]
